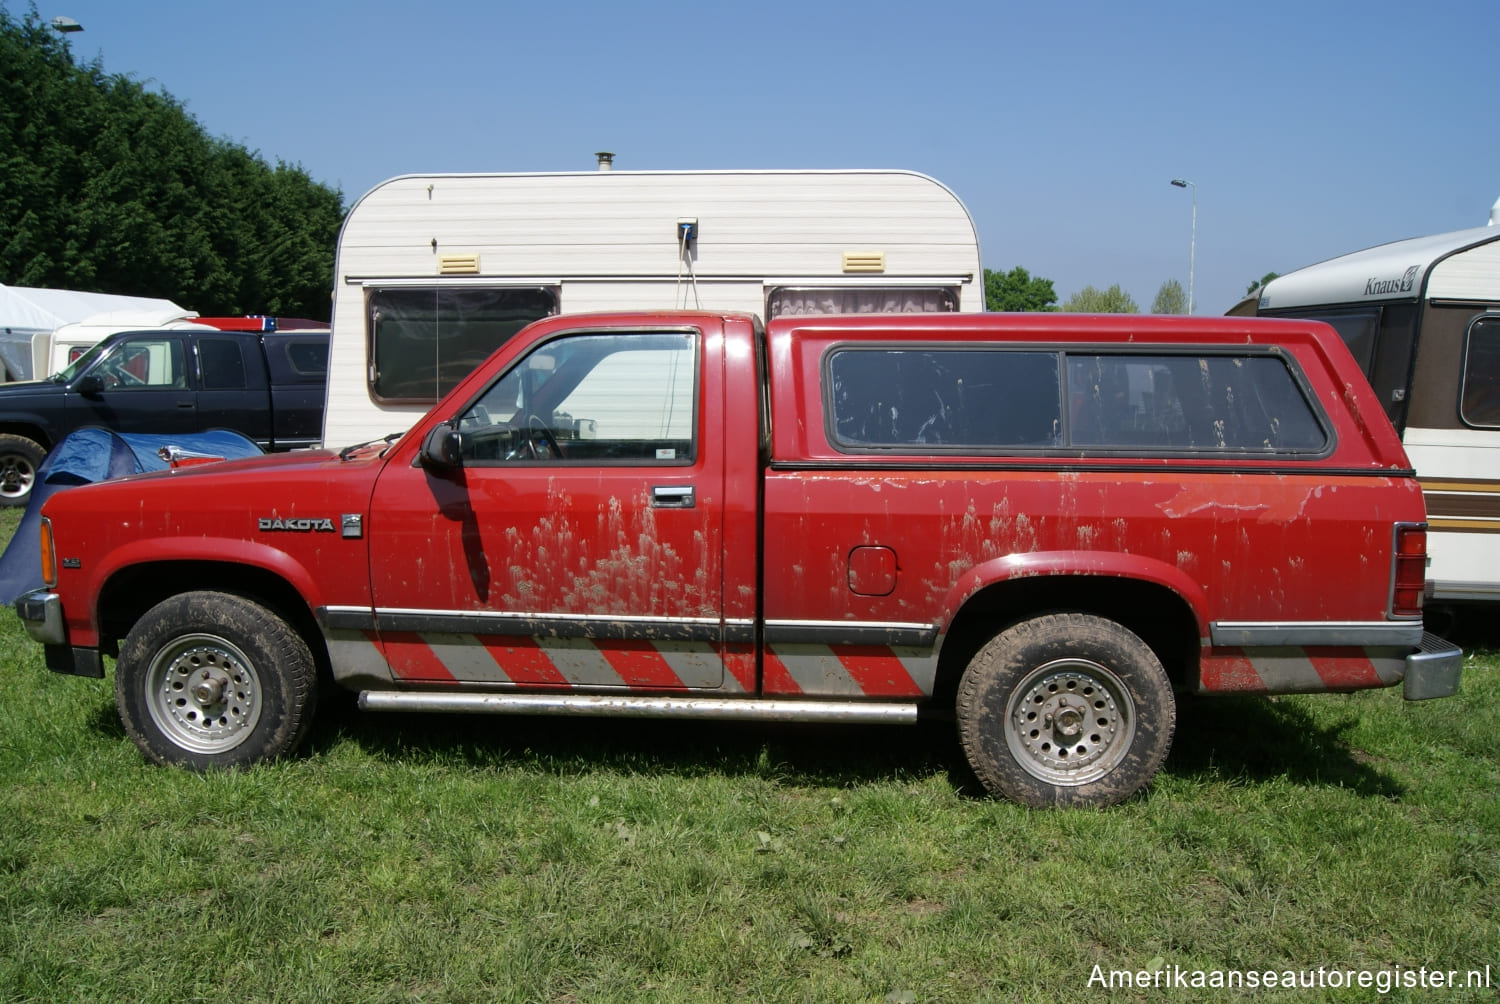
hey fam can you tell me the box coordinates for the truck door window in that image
[94,337,186,390]
[1460,315,1500,427]
[456,331,698,464]
[367,286,558,404]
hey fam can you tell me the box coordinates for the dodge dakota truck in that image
[0,326,328,506]
[15,310,1463,806]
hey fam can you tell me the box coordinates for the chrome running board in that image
[358,691,919,724]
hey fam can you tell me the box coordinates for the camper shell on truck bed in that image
[1230,224,1500,605]
[322,169,982,448]
[17,310,1461,807]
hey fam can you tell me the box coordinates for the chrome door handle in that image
[651,485,695,509]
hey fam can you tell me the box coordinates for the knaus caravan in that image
[322,169,983,447]
[1229,224,1500,605]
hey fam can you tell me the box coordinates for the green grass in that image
[1,506,1497,1001]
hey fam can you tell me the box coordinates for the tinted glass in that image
[1461,315,1500,427]
[199,337,248,390]
[1068,353,1325,451]
[829,349,1062,449]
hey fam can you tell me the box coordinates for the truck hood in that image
[42,445,391,527]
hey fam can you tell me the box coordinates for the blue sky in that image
[30,0,1500,314]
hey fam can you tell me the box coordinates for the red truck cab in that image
[16,310,1462,806]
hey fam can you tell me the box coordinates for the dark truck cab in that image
[0,327,328,505]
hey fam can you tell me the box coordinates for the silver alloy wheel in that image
[1004,657,1135,786]
[0,452,36,501]
[143,633,263,754]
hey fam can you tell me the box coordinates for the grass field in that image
[0,505,1496,1002]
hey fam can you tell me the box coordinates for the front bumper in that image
[1404,631,1463,700]
[13,590,103,679]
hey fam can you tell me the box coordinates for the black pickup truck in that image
[0,327,328,506]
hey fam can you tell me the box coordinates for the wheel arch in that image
[932,562,1204,707]
[95,561,330,681]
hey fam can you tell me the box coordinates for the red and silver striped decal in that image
[1198,646,1405,695]
[324,628,937,697]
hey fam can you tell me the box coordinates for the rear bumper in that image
[13,590,103,679]
[1403,631,1463,700]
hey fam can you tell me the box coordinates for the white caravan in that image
[1229,224,1500,605]
[322,169,983,448]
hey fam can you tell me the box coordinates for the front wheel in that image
[0,434,45,507]
[956,613,1175,807]
[115,592,318,769]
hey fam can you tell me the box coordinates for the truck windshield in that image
[52,343,108,383]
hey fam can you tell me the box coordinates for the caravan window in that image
[368,286,558,404]
[767,287,958,318]
[1461,315,1500,428]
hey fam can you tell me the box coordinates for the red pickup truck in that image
[15,310,1462,806]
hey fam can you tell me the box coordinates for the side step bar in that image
[358,691,919,725]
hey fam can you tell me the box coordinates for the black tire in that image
[0,433,45,508]
[115,591,318,769]
[956,613,1175,808]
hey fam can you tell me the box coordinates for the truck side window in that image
[456,331,697,464]
[367,286,558,404]
[829,348,1062,449]
[1067,353,1326,452]
[199,337,249,390]
[1460,315,1500,427]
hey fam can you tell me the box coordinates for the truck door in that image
[195,334,272,447]
[66,334,196,435]
[367,325,728,690]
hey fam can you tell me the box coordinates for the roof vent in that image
[438,254,481,275]
[842,251,887,273]
[596,151,615,172]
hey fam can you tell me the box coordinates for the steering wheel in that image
[526,414,563,460]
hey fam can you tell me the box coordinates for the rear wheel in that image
[957,613,1175,807]
[0,434,44,507]
[115,591,318,769]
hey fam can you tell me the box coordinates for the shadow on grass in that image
[305,687,1402,799]
[1164,695,1402,798]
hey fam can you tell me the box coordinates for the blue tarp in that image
[0,428,262,605]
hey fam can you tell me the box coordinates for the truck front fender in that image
[936,550,1211,638]
[83,536,337,632]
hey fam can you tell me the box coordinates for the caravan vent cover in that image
[438,254,481,275]
[842,251,886,273]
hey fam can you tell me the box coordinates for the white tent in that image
[0,284,189,381]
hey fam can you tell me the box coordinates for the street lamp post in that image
[49,16,83,32]
[1170,178,1196,315]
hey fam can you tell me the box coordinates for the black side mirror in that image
[76,374,104,397]
[419,422,464,471]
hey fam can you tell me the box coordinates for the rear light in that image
[39,517,57,588]
[67,347,86,363]
[1391,523,1426,618]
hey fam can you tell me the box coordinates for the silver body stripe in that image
[654,641,732,690]
[420,633,512,684]
[538,636,627,687]
[772,644,865,696]
[324,629,394,687]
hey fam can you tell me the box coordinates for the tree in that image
[1061,284,1139,313]
[0,4,343,318]
[1151,279,1187,315]
[984,266,1058,312]
[1246,272,1279,295]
